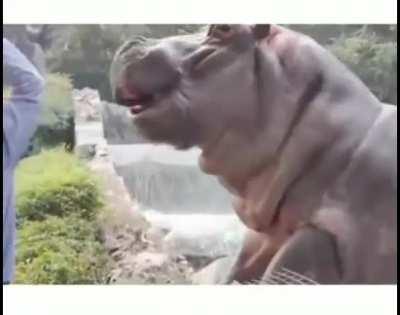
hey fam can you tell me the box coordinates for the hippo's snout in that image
[112,45,184,115]
[112,44,185,115]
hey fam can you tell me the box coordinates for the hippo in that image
[110,24,397,284]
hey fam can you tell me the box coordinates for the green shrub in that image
[40,73,74,128]
[329,33,397,104]
[14,148,110,284]
[16,148,103,222]
[15,215,109,284]
[29,73,75,154]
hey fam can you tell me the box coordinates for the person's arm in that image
[3,38,45,165]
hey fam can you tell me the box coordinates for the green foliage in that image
[40,73,74,127]
[289,24,396,45]
[288,25,364,45]
[15,215,109,284]
[14,148,109,284]
[329,32,397,104]
[31,73,75,153]
[16,148,103,222]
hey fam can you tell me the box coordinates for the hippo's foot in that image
[261,227,342,284]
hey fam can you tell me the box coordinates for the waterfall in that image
[75,88,245,259]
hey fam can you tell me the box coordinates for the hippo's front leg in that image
[262,227,343,284]
[219,229,284,284]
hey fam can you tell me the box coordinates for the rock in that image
[133,252,169,273]
[191,256,236,284]
[87,142,150,235]
[145,226,170,246]
[73,88,102,123]
[110,250,125,261]
[184,255,223,271]
[72,88,195,285]
[109,250,193,284]
[75,143,96,160]
[159,214,246,259]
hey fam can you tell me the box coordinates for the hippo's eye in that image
[217,25,232,33]
[118,41,138,56]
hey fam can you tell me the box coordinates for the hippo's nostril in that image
[216,24,232,33]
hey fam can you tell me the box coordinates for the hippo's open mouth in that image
[113,46,220,116]
[115,84,156,115]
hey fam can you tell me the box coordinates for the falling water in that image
[102,101,246,258]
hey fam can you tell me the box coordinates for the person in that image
[3,38,45,284]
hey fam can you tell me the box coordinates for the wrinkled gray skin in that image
[111,25,397,284]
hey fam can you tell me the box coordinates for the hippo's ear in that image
[252,24,271,40]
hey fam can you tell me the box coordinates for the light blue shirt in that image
[3,38,45,283]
